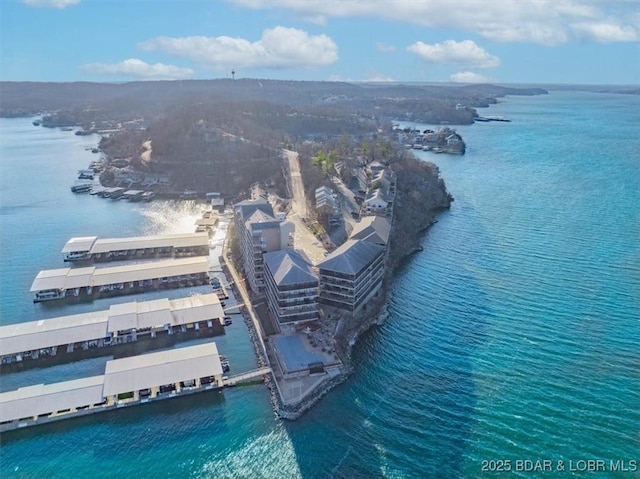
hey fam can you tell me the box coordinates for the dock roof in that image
[0,311,108,357]
[317,240,385,275]
[0,376,105,423]
[0,341,223,422]
[63,232,209,255]
[61,236,98,253]
[0,293,223,356]
[102,342,222,396]
[30,257,209,292]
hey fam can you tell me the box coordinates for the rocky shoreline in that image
[272,158,452,420]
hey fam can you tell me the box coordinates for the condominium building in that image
[234,198,294,294]
[317,239,385,312]
[263,249,319,325]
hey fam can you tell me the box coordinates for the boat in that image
[78,169,94,180]
[32,120,41,126]
[475,116,511,122]
[70,183,92,193]
[140,191,155,202]
[60,127,73,132]
[220,355,230,372]
[223,317,232,326]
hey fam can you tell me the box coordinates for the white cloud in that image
[138,27,338,70]
[571,22,638,43]
[231,0,639,45]
[450,71,490,83]
[407,40,500,68]
[81,58,195,80]
[376,42,396,53]
[21,0,79,7]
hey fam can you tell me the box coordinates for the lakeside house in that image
[263,249,319,327]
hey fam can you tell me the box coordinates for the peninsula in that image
[1,79,545,420]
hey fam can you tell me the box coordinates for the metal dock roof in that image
[0,376,105,423]
[1,293,223,356]
[62,232,209,255]
[30,257,209,292]
[102,341,222,396]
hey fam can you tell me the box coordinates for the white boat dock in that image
[30,257,210,302]
[0,342,225,432]
[62,232,210,262]
[0,293,226,366]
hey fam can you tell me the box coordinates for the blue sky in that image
[1,0,639,84]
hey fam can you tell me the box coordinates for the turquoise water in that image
[1,91,639,478]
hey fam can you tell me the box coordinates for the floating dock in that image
[1,293,226,368]
[30,257,210,302]
[62,232,210,262]
[0,342,225,432]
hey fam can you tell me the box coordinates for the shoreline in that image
[223,158,452,420]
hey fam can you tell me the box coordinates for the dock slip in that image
[0,293,226,368]
[0,342,226,433]
[62,232,209,262]
[30,256,210,303]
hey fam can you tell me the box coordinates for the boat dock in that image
[0,293,226,369]
[62,232,210,262]
[0,342,225,433]
[30,257,210,303]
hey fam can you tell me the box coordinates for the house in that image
[317,239,385,313]
[363,188,388,216]
[263,249,319,325]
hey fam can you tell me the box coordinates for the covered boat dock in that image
[1,293,225,366]
[0,342,224,432]
[30,257,210,302]
[62,232,209,262]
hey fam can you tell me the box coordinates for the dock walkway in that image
[223,367,272,386]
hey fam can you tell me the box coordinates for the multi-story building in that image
[234,198,294,294]
[263,249,319,325]
[317,239,385,313]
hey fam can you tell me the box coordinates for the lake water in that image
[1,91,638,478]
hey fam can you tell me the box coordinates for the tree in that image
[312,150,337,177]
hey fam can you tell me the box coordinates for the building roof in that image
[365,188,388,206]
[0,311,109,357]
[234,198,274,221]
[349,216,391,245]
[0,375,105,423]
[317,240,384,275]
[30,257,209,292]
[102,342,222,396]
[264,249,318,286]
[62,233,208,255]
[0,293,223,356]
[245,209,278,230]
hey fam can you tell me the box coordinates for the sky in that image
[1,0,639,85]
